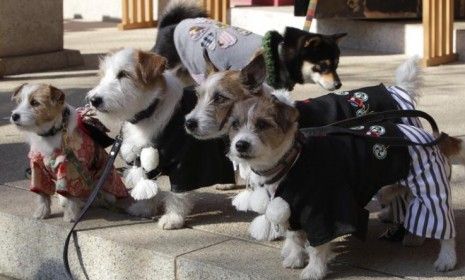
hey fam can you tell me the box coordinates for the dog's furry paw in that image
[300,263,327,280]
[126,199,156,218]
[131,179,158,200]
[434,239,456,272]
[268,224,286,241]
[249,215,271,241]
[158,213,185,230]
[33,204,51,220]
[232,189,253,212]
[283,251,306,269]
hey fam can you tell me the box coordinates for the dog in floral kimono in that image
[10,83,130,222]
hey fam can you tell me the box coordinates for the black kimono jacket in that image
[295,84,399,128]
[274,122,411,247]
[151,88,235,192]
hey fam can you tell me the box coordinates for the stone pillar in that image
[0,0,83,77]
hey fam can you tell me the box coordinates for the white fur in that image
[434,238,457,272]
[62,197,82,223]
[395,55,422,101]
[124,166,145,189]
[282,230,307,269]
[159,192,193,229]
[271,89,294,107]
[140,147,159,172]
[248,187,270,214]
[131,179,158,200]
[127,198,158,218]
[301,242,332,280]
[266,197,291,225]
[33,193,51,220]
[232,189,253,212]
[249,214,271,241]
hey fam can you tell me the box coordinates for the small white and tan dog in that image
[87,48,236,229]
[10,83,130,222]
[228,95,459,279]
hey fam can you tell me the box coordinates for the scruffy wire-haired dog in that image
[87,48,235,229]
[228,95,458,279]
[10,84,129,222]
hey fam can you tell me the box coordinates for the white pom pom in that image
[249,187,270,214]
[266,197,291,225]
[232,189,253,212]
[249,214,271,241]
[124,166,145,189]
[131,179,158,200]
[140,147,159,172]
[238,163,251,179]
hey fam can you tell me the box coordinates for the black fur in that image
[152,2,208,68]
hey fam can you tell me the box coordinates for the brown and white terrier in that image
[10,84,129,222]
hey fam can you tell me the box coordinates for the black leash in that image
[300,109,448,147]
[63,133,123,279]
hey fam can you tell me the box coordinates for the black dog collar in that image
[38,107,71,137]
[128,98,160,124]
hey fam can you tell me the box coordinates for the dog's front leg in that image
[159,192,193,230]
[33,193,51,219]
[282,230,307,269]
[434,238,457,272]
[301,242,331,280]
[60,196,83,223]
[131,147,159,200]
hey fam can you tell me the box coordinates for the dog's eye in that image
[117,70,128,79]
[30,99,40,107]
[231,118,240,130]
[312,65,321,72]
[255,119,271,130]
[212,92,227,104]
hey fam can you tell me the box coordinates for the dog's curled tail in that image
[159,0,208,28]
[395,55,423,102]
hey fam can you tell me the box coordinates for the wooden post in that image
[423,0,457,66]
[203,0,230,24]
[118,0,157,30]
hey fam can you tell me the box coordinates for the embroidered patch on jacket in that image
[233,26,252,36]
[348,91,370,116]
[201,32,216,50]
[373,144,388,160]
[218,30,237,48]
[334,91,349,96]
[189,26,207,40]
[366,125,386,137]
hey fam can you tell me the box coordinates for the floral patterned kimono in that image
[29,111,128,199]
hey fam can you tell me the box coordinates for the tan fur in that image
[230,96,299,151]
[439,135,463,158]
[134,50,167,89]
[29,85,65,126]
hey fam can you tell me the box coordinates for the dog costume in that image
[128,88,236,192]
[29,109,128,198]
[174,18,262,84]
[270,122,454,247]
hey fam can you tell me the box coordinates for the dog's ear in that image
[49,85,65,105]
[330,33,347,44]
[301,36,322,49]
[11,83,27,101]
[273,99,299,132]
[203,48,219,76]
[240,51,266,93]
[135,50,167,86]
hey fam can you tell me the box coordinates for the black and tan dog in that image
[152,0,346,91]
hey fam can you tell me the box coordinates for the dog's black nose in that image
[185,119,198,131]
[11,113,20,122]
[90,97,103,108]
[235,140,250,153]
[334,81,342,90]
